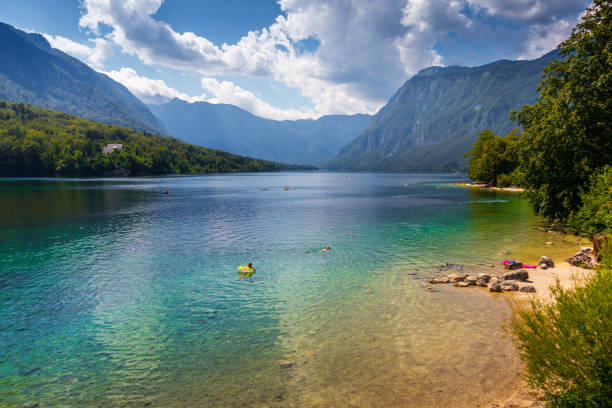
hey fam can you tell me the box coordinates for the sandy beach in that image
[485,259,595,407]
[450,182,526,192]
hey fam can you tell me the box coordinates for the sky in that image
[0,0,591,120]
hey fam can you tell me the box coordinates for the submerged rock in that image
[503,270,529,281]
[279,360,295,369]
[452,281,470,287]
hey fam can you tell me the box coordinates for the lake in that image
[0,172,576,407]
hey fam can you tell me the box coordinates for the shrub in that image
[567,165,612,236]
[510,270,612,407]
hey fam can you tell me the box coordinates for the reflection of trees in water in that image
[0,179,146,229]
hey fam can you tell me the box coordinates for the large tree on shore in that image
[510,0,612,221]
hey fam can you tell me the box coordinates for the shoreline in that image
[486,251,595,407]
[454,182,525,192]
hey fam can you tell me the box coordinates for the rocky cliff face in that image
[328,51,558,172]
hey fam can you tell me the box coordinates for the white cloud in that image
[73,0,588,118]
[104,67,205,104]
[468,0,589,24]
[518,17,578,60]
[104,67,315,120]
[77,0,472,117]
[200,77,315,120]
[42,34,113,68]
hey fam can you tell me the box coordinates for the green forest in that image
[465,0,611,237]
[0,101,311,177]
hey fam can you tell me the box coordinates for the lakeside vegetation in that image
[466,2,611,406]
[0,100,313,177]
[466,0,611,237]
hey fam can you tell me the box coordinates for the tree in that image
[464,129,520,186]
[568,165,612,235]
[510,0,612,221]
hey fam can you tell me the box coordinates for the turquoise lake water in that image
[0,173,578,407]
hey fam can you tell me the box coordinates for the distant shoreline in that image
[453,182,525,192]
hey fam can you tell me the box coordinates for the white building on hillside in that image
[102,144,124,154]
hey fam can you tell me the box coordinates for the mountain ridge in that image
[0,22,166,134]
[328,51,558,171]
[148,99,371,166]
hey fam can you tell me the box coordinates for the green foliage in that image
[567,166,612,235]
[510,269,612,407]
[0,100,310,177]
[464,129,520,185]
[510,0,612,221]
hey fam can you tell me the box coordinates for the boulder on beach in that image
[566,248,598,268]
[505,262,523,270]
[539,256,554,269]
[519,285,537,293]
[503,270,529,281]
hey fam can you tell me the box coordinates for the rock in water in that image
[500,281,519,291]
[477,273,492,283]
[503,270,529,281]
[519,285,536,293]
[448,274,467,283]
[465,276,478,286]
[488,282,503,292]
[452,281,470,287]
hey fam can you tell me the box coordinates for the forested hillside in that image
[0,101,309,177]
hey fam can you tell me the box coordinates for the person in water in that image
[248,262,253,269]
[318,245,331,252]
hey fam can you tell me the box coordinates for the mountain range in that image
[148,99,371,166]
[0,22,165,134]
[0,20,559,172]
[328,51,557,171]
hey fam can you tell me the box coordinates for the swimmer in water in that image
[318,245,331,252]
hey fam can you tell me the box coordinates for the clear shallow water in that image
[0,173,578,407]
